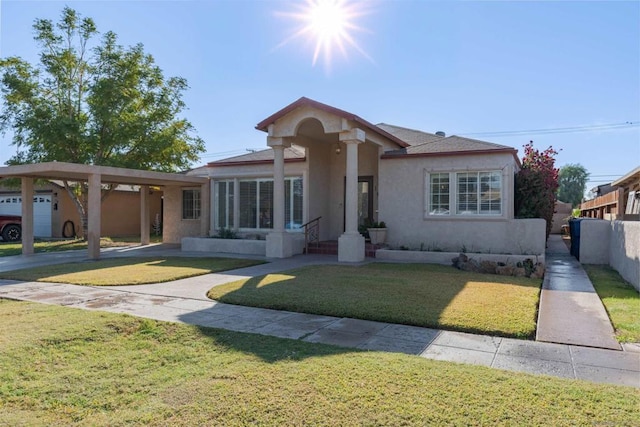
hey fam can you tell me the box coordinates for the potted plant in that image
[367,221,387,245]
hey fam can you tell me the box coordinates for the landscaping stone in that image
[479,260,497,274]
[452,253,545,279]
[513,267,527,277]
[495,265,514,276]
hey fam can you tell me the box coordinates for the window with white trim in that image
[429,173,450,215]
[182,189,201,220]
[218,177,303,230]
[427,171,502,216]
[215,181,234,229]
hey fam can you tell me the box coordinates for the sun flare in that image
[276,0,373,71]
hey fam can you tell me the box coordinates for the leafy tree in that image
[0,7,204,236]
[515,141,559,239]
[557,164,589,207]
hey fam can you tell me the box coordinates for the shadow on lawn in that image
[178,264,540,360]
[0,257,264,282]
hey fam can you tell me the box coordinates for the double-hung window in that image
[429,173,450,215]
[427,171,502,216]
[218,177,303,230]
[182,189,201,220]
[215,181,234,229]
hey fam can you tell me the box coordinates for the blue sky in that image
[1,0,639,190]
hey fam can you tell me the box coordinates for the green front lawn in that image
[207,263,541,339]
[584,265,640,343]
[0,236,163,257]
[0,257,264,286]
[0,300,636,426]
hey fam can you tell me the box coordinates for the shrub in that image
[215,228,237,239]
[515,141,559,239]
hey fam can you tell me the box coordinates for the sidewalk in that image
[0,248,638,388]
[537,235,621,350]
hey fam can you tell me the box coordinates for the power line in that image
[200,148,264,159]
[459,121,639,138]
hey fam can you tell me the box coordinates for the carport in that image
[0,162,208,259]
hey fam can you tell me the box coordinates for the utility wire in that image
[459,121,639,137]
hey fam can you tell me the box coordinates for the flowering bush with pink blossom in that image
[515,141,559,239]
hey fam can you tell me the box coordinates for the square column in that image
[338,128,366,262]
[87,174,101,260]
[21,177,34,255]
[266,137,295,258]
[140,185,150,245]
[200,180,210,236]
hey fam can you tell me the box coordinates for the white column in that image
[338,128,366,262]
[21,177,34,255]
[87,174,101,260]
[266,136,295,258]
[140,185,150,245]
[200,181,210,236]
[344,141,360,235]
[273,145,286,232]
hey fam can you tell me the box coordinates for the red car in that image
[0,215,22,242]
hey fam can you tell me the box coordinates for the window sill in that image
[423,214,508,222]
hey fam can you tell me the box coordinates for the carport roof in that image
[0,162,208,187]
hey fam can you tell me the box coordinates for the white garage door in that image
[0,194,52,237]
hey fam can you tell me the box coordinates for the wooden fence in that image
[580,188,624,219]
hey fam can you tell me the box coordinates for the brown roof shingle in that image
[376,123,444,146]
[208,145,306,166]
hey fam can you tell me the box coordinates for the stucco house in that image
[183,97,545,262]
[0,97,545,262]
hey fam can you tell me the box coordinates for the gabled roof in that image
[255,97,409,148]
[375,123,519,164]
[208,145,306,167]
[376,123,444,146]
[381,134,519,162]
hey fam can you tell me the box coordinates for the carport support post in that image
[21,177,34,255]
[140,185,150,245]
[87,174,101,259]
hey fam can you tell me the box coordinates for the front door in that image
[344,176,374,231]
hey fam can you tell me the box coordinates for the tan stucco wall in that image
[551,201,572,234]
[162,185,203,244]
[307,142,331,240]
[378,152,544,255]
[57,188,162,237]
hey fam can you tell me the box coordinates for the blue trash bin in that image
[568,218,582,260]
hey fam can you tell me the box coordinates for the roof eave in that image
[381,148,521,166]
[208,158,307,168]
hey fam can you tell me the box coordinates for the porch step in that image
[305,240,382,258]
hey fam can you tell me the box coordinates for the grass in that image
[0,300,637,426]
[0,257,264,286]
[584,265,640,343]
[0,236,164,257]
[207,263,541,339]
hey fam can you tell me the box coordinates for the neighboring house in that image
[580,166,640,221]
[186,97,545,261]
[577,166,640,290]
[0,182,163,238]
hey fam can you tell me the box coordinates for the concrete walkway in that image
[0,246,638,388]
[537,235,621,350]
